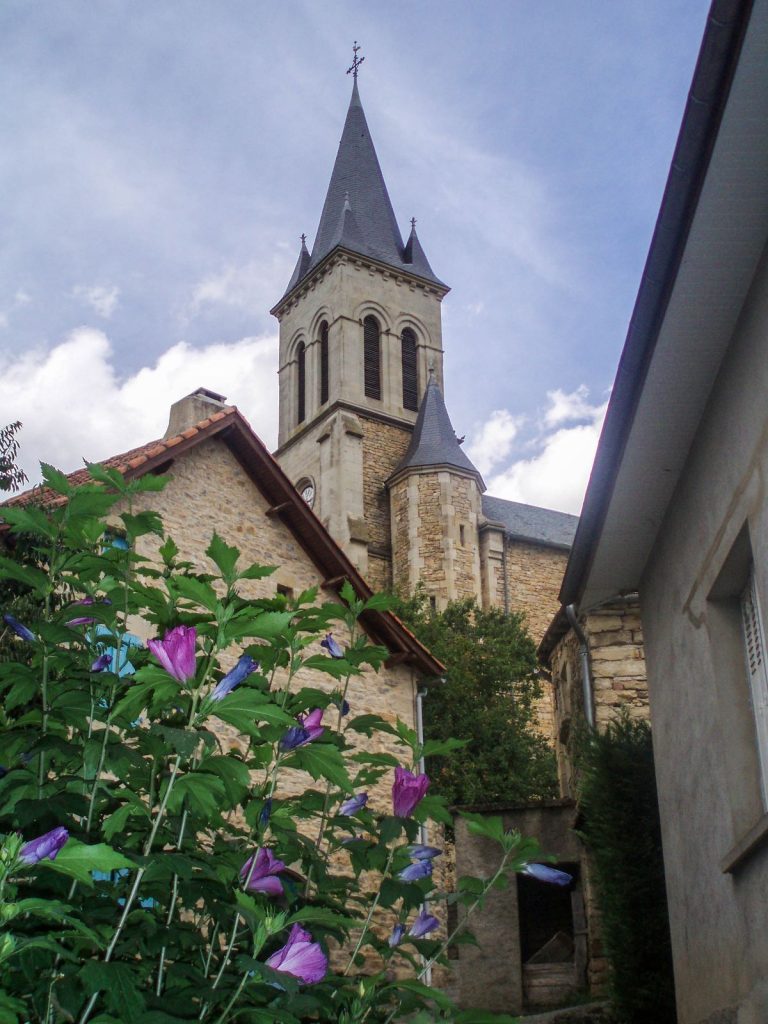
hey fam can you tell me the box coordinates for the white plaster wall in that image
[641,242,768,1024]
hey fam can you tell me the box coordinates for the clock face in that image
[299,481,315,508]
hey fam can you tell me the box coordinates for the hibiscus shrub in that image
[0,466,548,1023]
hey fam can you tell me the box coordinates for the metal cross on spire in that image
[346,41,364,79]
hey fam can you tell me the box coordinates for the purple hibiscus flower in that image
[522,863,573,887]
[408,908,440,938]
[392,766,430,818]
[147,625,197,683]
[407,844,442,861]
[265,924,328,984]
[18,826,69,866]
[240,847,286,896]
[280,709,325,751]
[91,652,112,672]
[388,923,406,948]
[211,655,259,701]
[398,860,433,882]
[320,633,344,659]
[3,614,35,643]
[66,597,112,627]
[339,792,368,816]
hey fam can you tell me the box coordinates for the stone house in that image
[3,392,444,774]
[544,1,768,1021]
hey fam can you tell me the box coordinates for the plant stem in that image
[211,969,249,1024]
[155,805,189,995]
[77,755,183,1024]
[343,846,395,976]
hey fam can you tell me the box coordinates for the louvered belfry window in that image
[363,315,381,400]
[401,327,418,411]
[319,321,329,405]
[297,341,306,424]
[741,571,768,805]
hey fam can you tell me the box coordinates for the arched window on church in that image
[401,327,418,411]
[319,321,329,405]
[363,315,381,400]
[297,341,306,424]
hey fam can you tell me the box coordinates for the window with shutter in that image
[741,572,768,805]
[297,341,306,424]
[401,327,418,411]
[363,316,381,400]
[319,321,329,405]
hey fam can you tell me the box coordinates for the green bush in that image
[0,465,536,1023]
[396,594,558,807]
[577,714,676,1024]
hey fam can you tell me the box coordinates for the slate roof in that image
[278,80,445,301]
[390,375,483,483]
[481,494,579,550]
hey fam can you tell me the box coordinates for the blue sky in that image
[0,0,711,512]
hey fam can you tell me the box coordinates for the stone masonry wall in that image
[360,414,411,590]
[500,540,570,645]
[547,600,648,994]
[119,438,419,812]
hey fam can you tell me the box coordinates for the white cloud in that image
[73,285,121,318]
[0,289,32,329]
[544,384,599,427]
[470,387,608,515]
[189,257,289,317]
[466,409,522,476]
[14,290,31,306]
[0,327,279,485]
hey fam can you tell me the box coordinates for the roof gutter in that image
[560,0,754,607]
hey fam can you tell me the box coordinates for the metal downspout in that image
[502,531,510,615]
[415,684,432,986]
[566,604,594,729]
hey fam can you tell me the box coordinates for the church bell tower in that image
[271,56,450,589]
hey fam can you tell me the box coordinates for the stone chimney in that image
[164,388,228,439]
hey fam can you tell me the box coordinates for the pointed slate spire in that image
[403,217,439,281]
[390,373,484,486]
[284,234,311,294]
[278,79,446,299]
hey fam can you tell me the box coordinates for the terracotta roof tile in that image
[2,407,237,510]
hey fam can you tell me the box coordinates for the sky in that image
[0,0,712,514]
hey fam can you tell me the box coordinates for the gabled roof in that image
[389,375,483,485]
[277,80,446,302]
[481,495,578,551]
[1,409,444,677]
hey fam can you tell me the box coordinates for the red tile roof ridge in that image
[1,406,239,509]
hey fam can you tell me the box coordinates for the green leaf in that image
[40,463,72,495]
[171,574,219,613]
[238,562,277,580]
[0,504,57,539]
[86,462,127,490]
[387,978,454,1012]
[339,579,357,607]
[412,794,453,826]
[103,803,146,842]
[421,737,470,758]
[362,592,397,612]
[80,961,145,1022]
[0,555,49,593]
[287,742,352,792]
[284,906,360,932]
[198,755,251,805]
[206,532,240,581]
[170,773,226,819]
[40,840,134,887]
[212,690,293,736]
[346,714,399,738]
[121,511,164,538]
[459,811,505,845]
[351,751,401,768]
